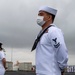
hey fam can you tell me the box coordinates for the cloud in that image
[0,0,75,55]
[5,48,35,65]
[0,0,40,48]
[0,0,74,65]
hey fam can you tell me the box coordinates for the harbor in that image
[5,61,75,75]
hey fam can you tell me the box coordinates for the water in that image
[5,71,75,75]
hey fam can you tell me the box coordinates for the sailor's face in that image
[38,11,50,21]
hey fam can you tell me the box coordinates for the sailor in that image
[0,43,6,75]
[32,6,68,75]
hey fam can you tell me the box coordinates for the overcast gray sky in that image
[0,0,75,65]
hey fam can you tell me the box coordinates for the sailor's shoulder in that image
[48,26,60,32]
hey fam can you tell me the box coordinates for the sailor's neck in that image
[42,21,53,30]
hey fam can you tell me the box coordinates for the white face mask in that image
[37,16,46,26]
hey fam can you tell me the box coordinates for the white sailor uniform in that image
[36,24,68,75]
[0,50,6,75]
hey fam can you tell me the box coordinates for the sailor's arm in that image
[1,52,7,69]
[49,29,68,73]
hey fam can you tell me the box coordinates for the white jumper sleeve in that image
[0,51,5,60]
[49,28,68,70]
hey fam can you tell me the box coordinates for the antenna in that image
[11,47,13,62]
